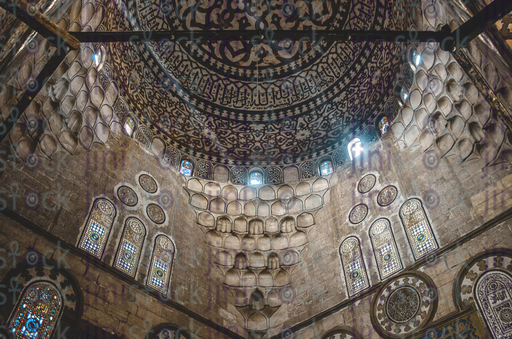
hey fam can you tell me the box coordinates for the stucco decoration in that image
[371,273,438,338]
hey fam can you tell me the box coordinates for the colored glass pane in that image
[114,218,145,276]
[320,161,333,176]
[79,199,115,258]
[340,237,369,296]
[180,160,193,177]
[147,235,175,295]
[249,171,263,185]
[9,283,62,339]
[124,117,135,136]
[370,219,403,280]
[379,116,389,135]
[399,199,438,260]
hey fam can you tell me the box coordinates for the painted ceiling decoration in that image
[103,0,413,167]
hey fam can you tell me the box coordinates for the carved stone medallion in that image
[357,174,376,193]
[372,273,437,338]
[147,204,165,224]
[349,204,368,224]
[139,174,158,193]
[377,185,398,206]
[386,287,420,323]
[117,186,138,206]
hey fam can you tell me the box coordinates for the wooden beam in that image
[0,0,80,51]
[70,29,450,44]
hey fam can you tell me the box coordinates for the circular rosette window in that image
[371,273,438,337]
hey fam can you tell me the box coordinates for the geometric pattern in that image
[147,235,175,295]
[475,270,512,338]
[349,204,368,224]
[357,174,376,194]
[377,185,398,206]
[105,0,410,166]
[114,218,146,277]
[369,218,403,280]
[79,199,116,258]
[139,174,158,193]
[9,282,62,339]
[340,237,369,296]
[372,273,437,337]
[399,198,438,260]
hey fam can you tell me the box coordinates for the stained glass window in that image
[78,199,116,258]
[180,160,193,177]
[399,198,438,260]
[124,117,135,136]
[320,160,333,176]
[114,218,146,277]
[378,116,389,136]
[249,171,263,185]
[340,237,369,296]
[347,138,363,160]
[9,282,62,339]
[475,270,512,339]
[147,235,175,295]
[369,218,403,280]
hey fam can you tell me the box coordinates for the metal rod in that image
[70,29,450,44]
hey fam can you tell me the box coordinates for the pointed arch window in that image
[399,198,438,260]
[475,270,512,338]
[79,199,116,258]
[347,138,363,160]
[114,218,146,276]
[124,116,135,136]
[369,218,403,280]
[320,160,333,176]
[9,282,62,339]
[180,160,193,177]
[378,116,390,136]
[147,235,175,295]
[340,237,369,296]
[249,171,263,185]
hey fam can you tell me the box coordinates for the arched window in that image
[180,160,193,177]
[79,199,116,258]
[347,138,363,160]
[93,49,102,68]
[114,218,146,277]
[399,198,438,260]
[124,116,135,136]
[369,219,403,280]
[319,160,333,176]
[9,282,62,339]
[340,237,369,296]
[407,47,421,72]
[378,116,390,136]
[249,171,263,185]
[395,83,409,107]
[147,235,175,295]
[93,46,106,71]
[475,270,512,339]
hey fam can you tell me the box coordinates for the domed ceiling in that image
[106,0,412,165]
